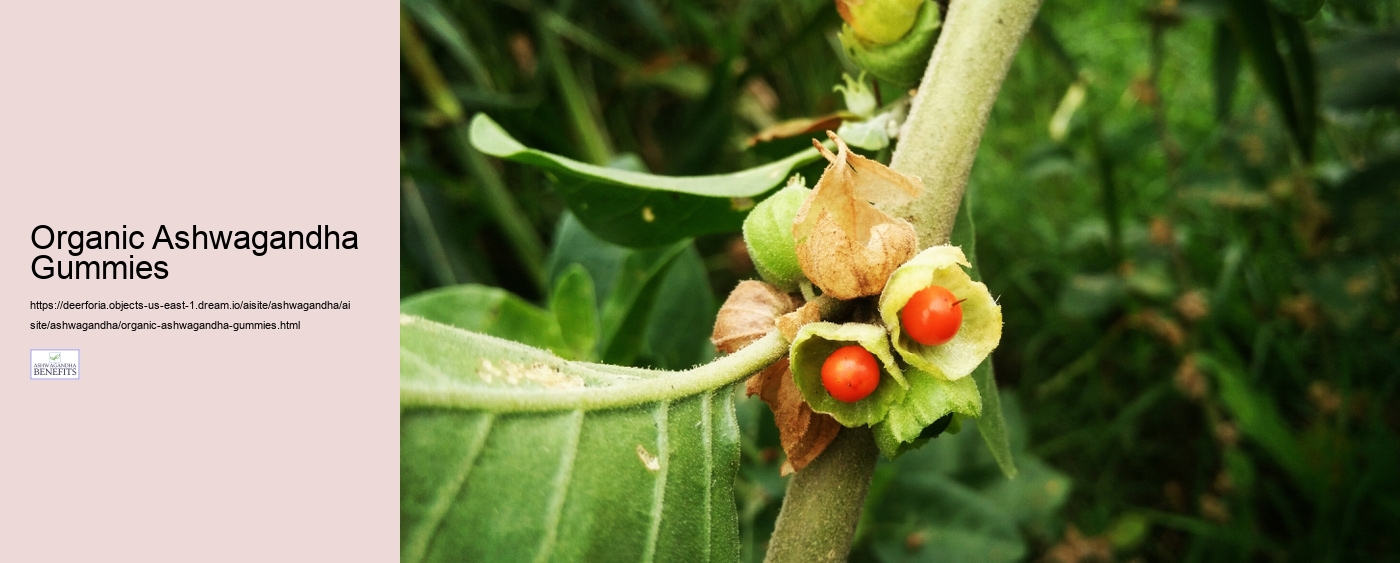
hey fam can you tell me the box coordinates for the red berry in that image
[821,345,880,403]
[900,285,963,346]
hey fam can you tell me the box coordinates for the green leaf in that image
[551,265,600,361]
[400,0,494,89]
[1316,31,1400,112]
[599,242,690,365]
[1228,0,1317,161]
[400,316,788,563]
[400,285,570,357]
[546,212,692,365]
[469,114,822,248]
[951,188,1017,478]
[969,360,1016,478]
[1266,0,1324,20]
[643,245,718,369]
[1212,21,1242,120]
[872,368,983,459]
[1194,353,1311,490]
[870,471,1025,563]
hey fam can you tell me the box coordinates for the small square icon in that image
[31,349,79,380]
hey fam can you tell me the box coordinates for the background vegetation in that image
[401,0,1400,560]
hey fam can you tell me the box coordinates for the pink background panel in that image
[0,2,398,561]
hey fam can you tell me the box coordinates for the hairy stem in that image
[763,0,1042,561]
[762,427,879,563]
[886,0,1046,248]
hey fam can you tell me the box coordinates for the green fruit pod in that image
[839,0,942,88]
[789,322,907,427]
[878,245,1002,381]
[743,184,810,292]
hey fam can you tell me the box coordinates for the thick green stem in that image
[886,0,1046,248]
[762,427,879,563]
[763,1,1042,561]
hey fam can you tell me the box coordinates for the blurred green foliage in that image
[401,0,1400,560]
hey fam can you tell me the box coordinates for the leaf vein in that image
[702,390,713,563]
[641,401,670,563]
[534,410,585,563]
[405,412,494,563]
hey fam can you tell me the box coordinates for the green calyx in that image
[789,322,907,427]
[743,182,810,292]
[839,0,942,87]
[878,245,1003,381]
[871,366,982,458]
[833,72,878,119]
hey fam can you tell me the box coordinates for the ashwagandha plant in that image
[400,0,1044,561]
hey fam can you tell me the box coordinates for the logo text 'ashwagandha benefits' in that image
[30,349,79,380]
[28,224,359,280]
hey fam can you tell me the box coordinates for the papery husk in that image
[711,280,798,354]
[788,321,908,427]
[776,301,821,343]
[792,132,921,300]
[745,358,842,475]
[877,245,1002,380]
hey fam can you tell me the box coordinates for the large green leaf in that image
[551,264,600,361]
[643,244,719,369]
[950,187,1017,478]
[400,316,788,562]
[469,113,822,247]
[400,284,571,357]
[548,212,697,364]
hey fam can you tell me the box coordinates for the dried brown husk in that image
[793,132,921,299]
[776,301,821,343]
[745,358,842,475]
[711,280,799,354]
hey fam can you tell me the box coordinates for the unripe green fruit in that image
[840,0,942,87]
[836,0,924,46]
[743,185,810,292]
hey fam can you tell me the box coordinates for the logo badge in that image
[31,349,80,380]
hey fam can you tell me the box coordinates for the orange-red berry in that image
[900,285,963,346]
[821,345,880,403]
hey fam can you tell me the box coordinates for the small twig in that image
[799,280,819,304]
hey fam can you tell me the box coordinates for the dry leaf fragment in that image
[745,358,842,475]
[711,280,798,354]
[793,131,920,299]
[745,112,857,146]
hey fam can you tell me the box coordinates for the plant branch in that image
[887,0,1046,248]
[762,0,1042,561]
[762,426,879,563]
